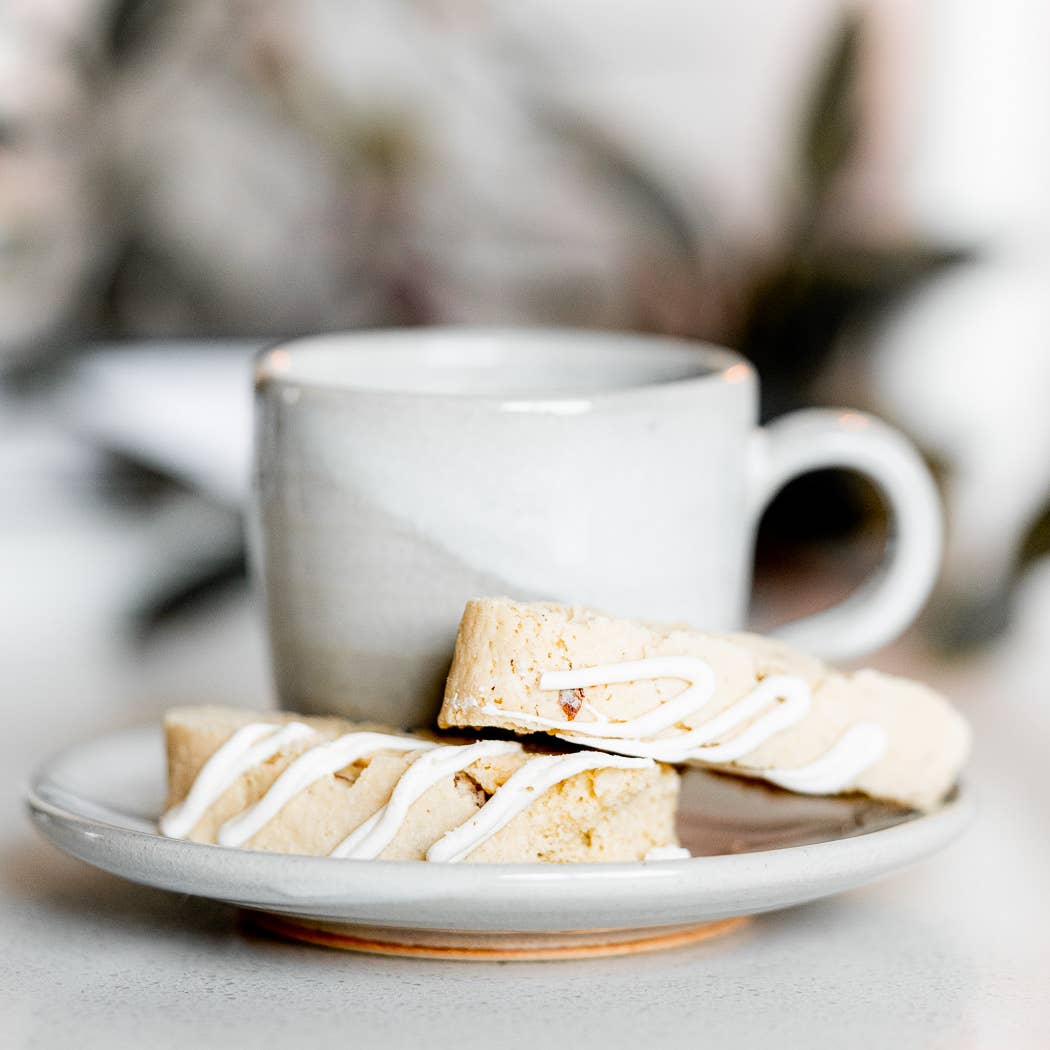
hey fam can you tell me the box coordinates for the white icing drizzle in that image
[762,723,888,794]
[162,722,668,864]
[330,741,524,860]
[161,655,889,862]
[643,845,692,861]
[474,657,888,794]
[216,732,435,847]
[520,658,718,739]
[426,752,655,863]
[159,721,316,839]
[580,700,605,722]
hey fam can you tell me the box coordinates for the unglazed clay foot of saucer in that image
[27,725,974,960]
[243,912,751,961]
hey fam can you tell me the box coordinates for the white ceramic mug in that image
[253,327,941,727]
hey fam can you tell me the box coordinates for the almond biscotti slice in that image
[438,598,971,811]
[161,706,680,863]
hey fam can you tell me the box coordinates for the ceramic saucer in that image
[27,726,973,960]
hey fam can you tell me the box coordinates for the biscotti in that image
[438,598,971,811]
[161,705,681,863]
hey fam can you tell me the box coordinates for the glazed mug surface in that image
[253,327,941,726]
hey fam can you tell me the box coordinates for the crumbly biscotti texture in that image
[164,706,680,862]
[438,598,971,811]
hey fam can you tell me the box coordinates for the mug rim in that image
[254,326,754,403]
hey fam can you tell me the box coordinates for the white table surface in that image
[3,403,1049,1050]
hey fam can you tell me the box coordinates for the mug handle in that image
[748,408,943,661]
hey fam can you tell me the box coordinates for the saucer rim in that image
[25,725,975,933]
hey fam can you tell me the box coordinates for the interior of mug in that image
[258,327,747,398]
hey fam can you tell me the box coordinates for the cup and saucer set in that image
[28,328,972,960]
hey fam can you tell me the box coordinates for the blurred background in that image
[4,0,1050,729]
